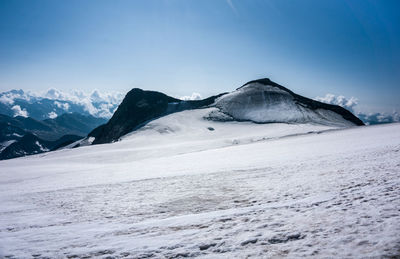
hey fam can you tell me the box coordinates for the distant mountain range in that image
[0,89,123,120]
[0,88,118,159]
[3,78,397,159]
[0,133,82,160]
[0,113,106,160]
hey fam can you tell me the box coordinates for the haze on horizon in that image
[0,0,399,113]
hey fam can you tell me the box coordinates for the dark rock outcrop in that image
[0,133,82,160]
[0,113,106,141]
[0,113,105,159]
[90,89,224,144]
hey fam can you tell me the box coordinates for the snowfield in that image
[0,109,399,258]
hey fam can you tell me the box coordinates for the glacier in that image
[0,108,399,258]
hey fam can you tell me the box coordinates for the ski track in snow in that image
[0,110,399,258]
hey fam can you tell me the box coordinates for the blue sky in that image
[0,0,399,112]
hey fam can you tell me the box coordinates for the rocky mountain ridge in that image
[88,78,363,145]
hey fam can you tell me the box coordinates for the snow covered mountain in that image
[213,78,364,126]
[88,78,363,145]
[88,88,224,144]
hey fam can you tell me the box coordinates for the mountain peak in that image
[88,78,364,145]
[217,78,364,126]
[238,78,294,94]
[89,90,223,144]
[242,77,274,87]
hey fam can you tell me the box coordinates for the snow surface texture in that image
[0,109,399,258]
[214,83,356,127]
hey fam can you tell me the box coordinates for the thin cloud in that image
[179,92,202,101]
[316,94,358,112]
[11,105,29,118]
[226,0,238,14]
[48,111,58,119]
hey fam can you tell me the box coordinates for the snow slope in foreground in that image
[0,111,399,258]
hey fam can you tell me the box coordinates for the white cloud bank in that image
[0,95,15,105]
[42,88,124,117]
[54,101,70,111]
[316,94,399,125]
[179,92,202,101]
[0,88,124,119]
[316,94,358,112]
[11,105,29,118]
[48,111,58,119]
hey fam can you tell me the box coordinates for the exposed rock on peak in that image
[89,89,224,144]
[215,78,364,126]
